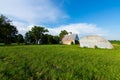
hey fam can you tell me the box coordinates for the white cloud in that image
[0,0,108,39]
[0,0,67,24]
[48,23,107,37]
[14,23,107,39]
[0,0,69,35]
[12,21,32,35]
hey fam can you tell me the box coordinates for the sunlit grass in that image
[0,44,120,80]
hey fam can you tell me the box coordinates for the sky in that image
[0,0,120,40]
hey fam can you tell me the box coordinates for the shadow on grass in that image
[0,43,26,47]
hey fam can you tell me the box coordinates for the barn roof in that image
[80,35,106,40]
[79,35,113,49]
[62,34,79,41]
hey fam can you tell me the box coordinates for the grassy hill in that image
[0,44,120,80]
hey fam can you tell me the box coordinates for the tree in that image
[0,14,18,44]
[25,26,48,44]
[59,30,68,39]
[42,34,60,44]
[25,31,35,44]
[16,34,24,44]
[45,34,53,44]
[52,36,60,44]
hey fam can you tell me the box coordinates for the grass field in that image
[0,44,120,80]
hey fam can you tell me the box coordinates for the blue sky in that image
[0,0,120,40]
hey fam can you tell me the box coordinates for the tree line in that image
[0,14,68,45]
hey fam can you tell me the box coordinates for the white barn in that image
[79,35,113,49]
[62,32,79,45]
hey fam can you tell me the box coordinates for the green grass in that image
[0,44,120,80]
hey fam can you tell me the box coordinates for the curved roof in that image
[79,35,113,49]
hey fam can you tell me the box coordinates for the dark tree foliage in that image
[0,14,18,44]
[25,26,48,44]
[52,36,60,44]
[42,34,52,44]
[59,30,68,39]
[25,31,35,44]
[16,34,24,44]
[42,34,60,44]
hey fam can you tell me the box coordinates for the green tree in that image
[16,34,24,44]
[59,30,68,39]
[46,34,53,44]
[52,36,60,44]
[25,26,48,44]
[0,14,18,44]
[42,34,60,44]
[25,31,35,44]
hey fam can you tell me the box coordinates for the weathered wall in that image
[62,40,75,45]
[79,36,113,49]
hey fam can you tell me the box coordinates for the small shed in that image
[79,35,113,49]
[62,32,79,45]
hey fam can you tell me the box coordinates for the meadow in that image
[0,44,120,80]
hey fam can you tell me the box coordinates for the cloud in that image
[0,0,69,35]
[0,0,108,39]
[14,23,106,38]
[48,23,107,37]
[12,21,33,35]
[0,0,68,24]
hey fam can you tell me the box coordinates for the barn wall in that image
[62,40,75,45]
[79,36,113,49]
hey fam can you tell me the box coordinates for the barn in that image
[79,35,113,49]
[62,32,79,45]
